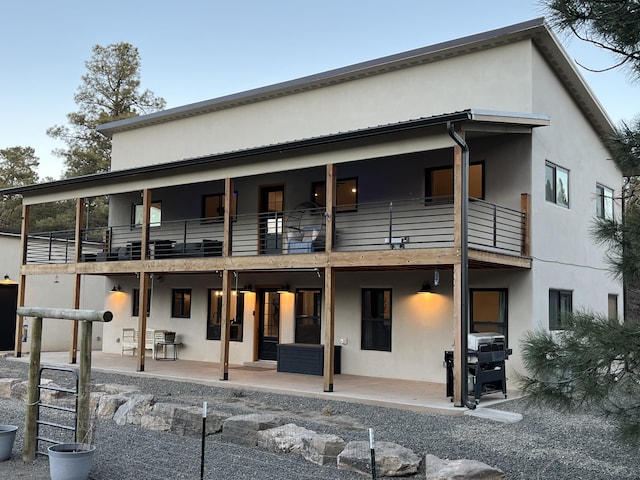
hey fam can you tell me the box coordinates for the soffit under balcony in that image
[3,109,548,205]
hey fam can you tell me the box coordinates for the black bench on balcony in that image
[159,239,223,258]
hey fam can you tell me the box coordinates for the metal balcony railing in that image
[25,197,526,264]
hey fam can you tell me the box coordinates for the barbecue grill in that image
[444,332,512,403]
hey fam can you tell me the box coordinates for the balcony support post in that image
[520,193,531,256]
[136,272,151,372]
[69,197,85,364]
[14,204,29,358]
[219,269,233,381]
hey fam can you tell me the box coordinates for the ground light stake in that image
[369,427,376,480]
[200,401,207,480]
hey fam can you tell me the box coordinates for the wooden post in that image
[452,141,464,407]
[141,189,151,260]
[323,266,335,392]
[23,316,42,461]
[76,319,93,443]
[137,272,150,372]
[219,270,233,380]
[69,198,85,364]
[14,204,29,358]
[68,274,82,364]
[520,193,531,256]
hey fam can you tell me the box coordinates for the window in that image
[132,288,151,317]
[171,289,191,318]
[202,192,238,221]
[295,289,322,344]
[608,294,618,321]
[133,201,162,227]
[425,162,484,201]
[470,289,508,340]
[312,177,358,212]
[596,184,614,220]
[549,289,572,330]
[545,162,569,208]
[206,290,244,341]
[361,288,392,351]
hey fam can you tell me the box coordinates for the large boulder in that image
[170,405,226,437]
[302,432,345,466]
[222,413,283,447]
[113,394,154,426]
[338,441,420,477]
[0,378,20,398]
[424,454,506,480]
[97,393,130,419]
[257,423,316,453]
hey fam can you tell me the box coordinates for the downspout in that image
[447,121,476,410]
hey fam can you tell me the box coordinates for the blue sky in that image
[1,0,637,179]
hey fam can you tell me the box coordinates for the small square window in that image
[425,162,484,202]
[203,192,238,222]
[132,201,162,227]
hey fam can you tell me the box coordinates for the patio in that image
[10,351,518,414]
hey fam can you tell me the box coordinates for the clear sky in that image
[1,0,637,179]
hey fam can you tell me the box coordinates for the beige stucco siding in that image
[110,41,534,171]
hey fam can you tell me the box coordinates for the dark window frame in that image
[312,177,358,212]
[425,161,485,203]
[202,191,238,222]
[549,289,573,331]
[206,289,244,341]
[469,288,508,343]
[132,288,151,317]
[294,288,322,344]
[596,184,614,220]
[545,161,570,208]
[132,201,162,228]
[171,288,192,318]
[361,288,392,352]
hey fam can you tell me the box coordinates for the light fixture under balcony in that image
[418,282,432,294]
[111,285,122,293]
[278,283,293,294]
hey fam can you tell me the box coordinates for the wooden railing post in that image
[520,193,531,256]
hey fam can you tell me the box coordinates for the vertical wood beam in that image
[76,319,92,443]
[22,316,42,461]
[325,164,336,253]
[68,274,82,364]
[520,193,531,256]
[223,178,234,257]
[136,272,150,371]
[69,198,85,364]
[322,266,335,392]
[452,141,464,407]
[15,204,29,358]
[219,270,233,380]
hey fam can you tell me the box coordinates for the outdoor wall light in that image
[418,282,432,294]
[3,274,10,282]
[278,283,293,294]
[240,284,254,293]
[110,285,122,293]
[434,268,440,287]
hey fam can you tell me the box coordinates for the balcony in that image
[24,196,526,265]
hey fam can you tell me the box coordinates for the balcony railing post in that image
[48,233,53,262]
[493,204,498,248]
[388,202,393,249]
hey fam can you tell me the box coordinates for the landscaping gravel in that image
[0,356,638,479]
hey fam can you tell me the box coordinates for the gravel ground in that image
[0,357,638,479]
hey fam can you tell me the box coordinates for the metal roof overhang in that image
[1,110,549,203]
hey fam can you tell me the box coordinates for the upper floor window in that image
[549,289,572,331]
[425,162,484,202]
[171,289,191,318]
[361,288,392,351]
[545,162,569,208]
[132,201,162,227]
[596,184,614,220]
[202,192,238,222]
[312,177,358,212]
